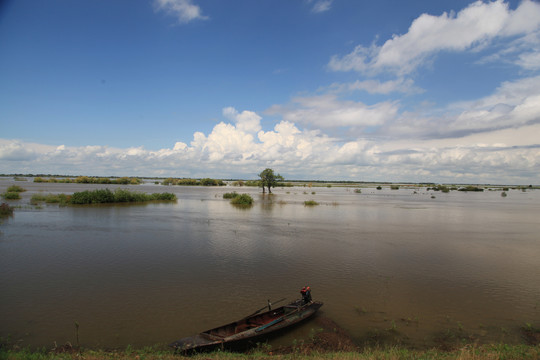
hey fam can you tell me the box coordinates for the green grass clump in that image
[31,193,69,205]
[34,176,143,184]
[458,186,484,192]
[7,185,26,193]
[223,191,239,199]
[162,178,225,186]
[70,189,176,204]
[0,202,14,216]
[304,200,319,206]
[2,192,21,200]
[230,193,253,206]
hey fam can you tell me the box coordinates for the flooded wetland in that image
[1,180,539,350]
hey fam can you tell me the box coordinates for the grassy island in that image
[30,189,177,205]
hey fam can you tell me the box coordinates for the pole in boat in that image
[267,299,271,311]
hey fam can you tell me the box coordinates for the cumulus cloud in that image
[266,94,399,130]
[1,81,539,184]
[154,0,208,24]
[329,0,540,75]
[222,107,262,133]
[0,140,38,161]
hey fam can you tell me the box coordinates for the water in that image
[1,180,539,348]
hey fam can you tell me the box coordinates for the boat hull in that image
[170,300,323,352]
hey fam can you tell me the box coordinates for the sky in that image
[1,0,539,184]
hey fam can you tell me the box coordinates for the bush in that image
[458,186,484,192]
[70,189,176,204]
[2,192,21,200]
[376,186,382,190]
[304,200,319,206]
[244,180,261,187]
[223,192,239,199]
[230,194,253,206]
[150,192,176,201]
[7,185,26,193]
[390,185,400,190]
[354,188,362,193]
[0,202,14,216]
[31,193,69,205]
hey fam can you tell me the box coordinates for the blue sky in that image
[1,0,539,183]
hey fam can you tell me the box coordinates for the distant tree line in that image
[34,176,142,185]
[162,178,225,186]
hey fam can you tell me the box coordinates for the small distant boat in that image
[170,299,323,352]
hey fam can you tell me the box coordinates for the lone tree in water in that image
[258,168,284,194]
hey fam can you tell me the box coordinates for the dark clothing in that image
[300,287,312,304]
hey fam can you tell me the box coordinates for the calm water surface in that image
[1,180,539,348]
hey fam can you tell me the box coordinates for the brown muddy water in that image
[1,179,539,349]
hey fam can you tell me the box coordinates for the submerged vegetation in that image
[70,189,176,204]
[458,186,484,192]
[31,193,69,206]
[28,189,176,205]
[230,193,254,206]
[223,191,239,199]
[0,202,14,216]
[1,185,26,200]
[223,192,253,206]
[34,176,143,185]
[162,178,225,186]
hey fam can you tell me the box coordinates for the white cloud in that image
[154,0,208,24]
[0,140,38,161]
[329,0,540,75]
[310,0,333,13]
[266,94,399,129]
[2,75,539,184]
[329,77,423,95]
[222,107,262,133]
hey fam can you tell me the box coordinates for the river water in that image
[1,180,539,349]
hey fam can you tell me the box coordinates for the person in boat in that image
[300,286,312,304]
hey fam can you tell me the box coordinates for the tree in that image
[258,168,284,194]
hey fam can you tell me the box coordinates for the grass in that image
[34,176,143,185]
[162,178,225,186]
[304,200,319,206]
[0,202,14,216]
[2,192,21,200]
[31,193,70,206]
[7,185,26,193]
[223,191,239,199]
[230,193,253,206]
[70,189,176,204]
[458,186,484,192]
[2,344,540,360]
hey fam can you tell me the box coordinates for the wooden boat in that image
[170,299,323,352]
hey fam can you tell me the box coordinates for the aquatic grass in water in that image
[69,189,176,204]
[7,185,26,193]
[223,192,239,199]
[1,192,21,200]
[230,193,253,206]
[31,193,69,205]
[304,200,319,206]
[0,202,14,216]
